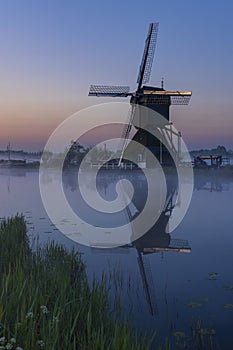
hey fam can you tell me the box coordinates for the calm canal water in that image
[0,167,233,348]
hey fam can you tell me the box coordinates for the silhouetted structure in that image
[88,23,192,167]
[194,155,222,168]
[125,182,191,315]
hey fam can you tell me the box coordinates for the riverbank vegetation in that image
[0,216,154,350]
[0,216,221,349]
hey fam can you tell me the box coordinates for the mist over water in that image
[0,167,233,347]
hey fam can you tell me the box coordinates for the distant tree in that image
[64,141,88,166]
[216,145,227,155]
[190,145,230,157]
[42,150,53,162]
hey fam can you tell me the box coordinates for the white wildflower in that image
[6,343,13,349]
[40,305,49,314]
[26,311,33,319]
[10,338,16,344]
[37,340,45,347]
[52,315,59,323]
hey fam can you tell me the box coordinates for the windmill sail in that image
[118,22,159,164]
[137,251,157,315]
[118,103,136,165]
[137,23,159,90]
[88,85,130,97]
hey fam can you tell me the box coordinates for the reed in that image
[0,215,154,350]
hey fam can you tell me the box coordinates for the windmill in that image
[126,181,191,315]
[88,22,192,167]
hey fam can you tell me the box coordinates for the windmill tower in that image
[88,23,192,167]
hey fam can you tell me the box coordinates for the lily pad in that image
[223,285,233,292]
[173,331,186,338]
[186,302,202,308]
[198,328,216,335]
[208,275,217,280]
[224,304,233,309]
[208,272,218,280]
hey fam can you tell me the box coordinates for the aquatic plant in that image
[0,216,154,350]
[223,285,233,292]
[0,216,222,350]
[173,331,186,338]
[208,272,218,281]
[186,302,202,308]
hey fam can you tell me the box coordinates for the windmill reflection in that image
[124,182,191,315]
[61,169,192,315]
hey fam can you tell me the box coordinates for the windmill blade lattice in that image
[88,85,130,97]
[137,252,158,315]
[137,23,159,90]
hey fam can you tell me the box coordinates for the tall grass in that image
[0,216,155,350]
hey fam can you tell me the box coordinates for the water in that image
[0,167,233,348]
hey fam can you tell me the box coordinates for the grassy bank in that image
[0,216,154,350]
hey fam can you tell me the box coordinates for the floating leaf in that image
[198,328,216,335]
[186,302,202,308]
[208,275,217,280]
[208,272,218,276]
[173,331,186,338]
[224,304,233,309]
[207,272,218,280]
[223,285,233,292]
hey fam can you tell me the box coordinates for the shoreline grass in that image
[0,215,155,350]
[0,216,221,350]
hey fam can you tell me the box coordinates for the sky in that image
[0,0,233,151]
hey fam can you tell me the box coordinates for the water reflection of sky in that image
[0,168,233,347]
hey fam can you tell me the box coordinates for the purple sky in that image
[0,0,232,151]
